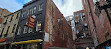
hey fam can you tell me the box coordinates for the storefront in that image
[0,38,7,49]
[12,39,43,49]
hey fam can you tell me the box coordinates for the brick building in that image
[73,10,94,49]
[12,0,73,49]
[0,8,11,17]
[0,9,21,49]
[65,15,76,40]
[82,0,111,49]
[0,8,11,34]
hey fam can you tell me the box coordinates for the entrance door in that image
[28,43,38,49]
[23,44,27,49]
[0,45,4,49]
[6,44,10,49]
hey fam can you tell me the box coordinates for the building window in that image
[17,27,21,35]
[72,27,75,32]
[16,13,19,19]
[58,19,60,22]
[22,12,24,17]
[83,17,85,20]
[39,3,43,11]
[34,7,36,13]
[10,15,14,22]
[31,8,33,14]
[3,20,7,25]
[36,20,41,31]
[12,24,16,33]
[0,28,4,37]
[84,0,86,5]
[93,0,100,4]
[22,11,26,17]
[105,32,110,40]
[27,10,30,15]
[28,28,33,33]
[63,34,64,40]
[23,26,28,34]
[58,30,60,36]
[5,26,10,36]
[30,9,32,14]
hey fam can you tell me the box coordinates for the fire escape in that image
[74,14,94,49]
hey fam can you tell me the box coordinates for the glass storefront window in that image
[15,43,38,49]
[29,43,38,49]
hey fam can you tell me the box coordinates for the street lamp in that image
[95,0,111,24]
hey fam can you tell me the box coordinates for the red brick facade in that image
[0,8,11,17]
[73,10,94,49]
[43,0,73,49]
[82,0,111,48]
[0,8,11,24]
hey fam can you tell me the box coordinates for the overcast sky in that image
[0,0,83,17]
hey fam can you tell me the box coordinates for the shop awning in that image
[0,38,6,42]
[12,39,43,45]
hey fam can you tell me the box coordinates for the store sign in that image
[28,16,36,28]
[44,32,49,42]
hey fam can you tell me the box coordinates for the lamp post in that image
[95,0,111,24]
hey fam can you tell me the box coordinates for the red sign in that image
[0,38,6,42]
[28,16,36,28]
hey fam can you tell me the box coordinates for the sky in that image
[0,0,83,17]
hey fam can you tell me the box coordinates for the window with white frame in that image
[23,26,28,34]
[27,10,30,15]
[0,28,4,36]
[17,27,21,35]
[28,27,33,33]
[12,24,16,33]
[36,21,41,31]
[30,9,32,14]
[58,19,60,22]
[34,7,36,13]
[84,0,86,5]
[31,8,33,14]
[39,3,43,11]
[22,12,26,18]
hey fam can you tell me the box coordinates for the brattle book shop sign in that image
[106,46,111,49]
[44,32,49,42]
[28,15,36,28]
